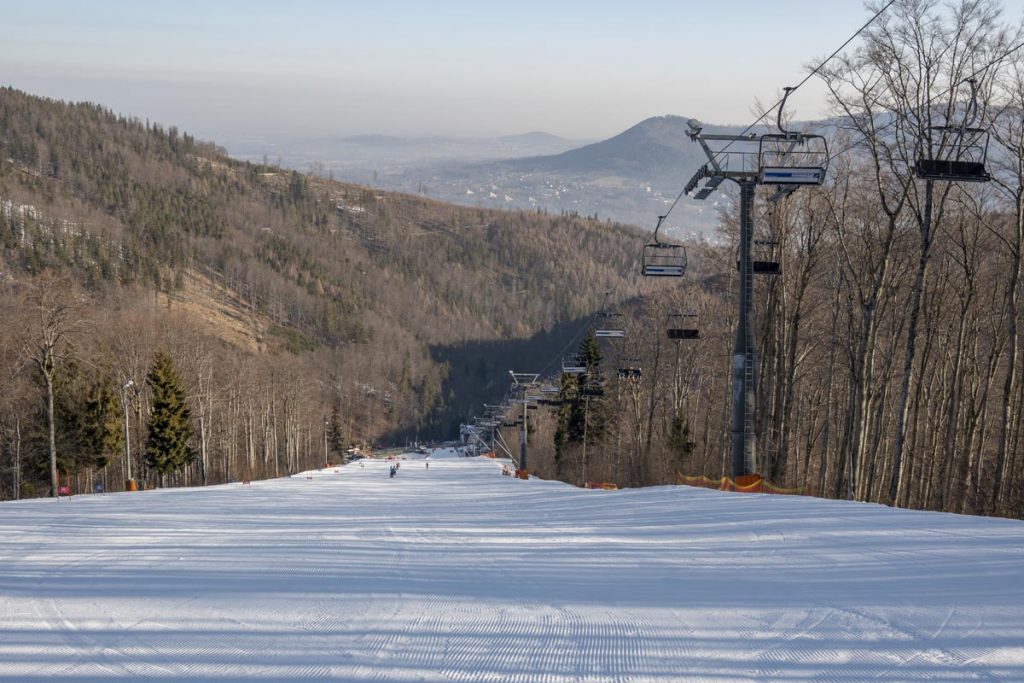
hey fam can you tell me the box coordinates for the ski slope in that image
[1,451,1023,682]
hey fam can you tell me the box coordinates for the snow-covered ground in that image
[1,450,1023,681]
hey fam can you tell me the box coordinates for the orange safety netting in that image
[585,482,619,490]
[675,472,807,495]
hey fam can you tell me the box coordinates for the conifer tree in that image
[667,413,695,474]
[327,404,345,456]
[553,372,576,477]
[81,378,124,471]
[568,331,606,443]
[144,351,194,479]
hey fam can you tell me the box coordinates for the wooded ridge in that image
[0,86,647,498]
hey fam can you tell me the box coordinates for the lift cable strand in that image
[654,0,896,228]
[825,35,1024,163]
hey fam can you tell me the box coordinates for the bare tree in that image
[17,272,86,497]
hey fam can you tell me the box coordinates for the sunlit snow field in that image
[1,450,1023,681]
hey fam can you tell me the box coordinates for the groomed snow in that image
[1,451,1023,681]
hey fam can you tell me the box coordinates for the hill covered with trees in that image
[0,86,649,498]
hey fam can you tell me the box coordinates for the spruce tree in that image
[81,378,124,471]
[568,331,606,443]
[144,351,194,478]
[553,372,577,477]
[327,404,345,456]
[668,413,696,474]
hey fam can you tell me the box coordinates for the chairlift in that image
[737,239,781,276]
[667,312,700,340]
[595,300,625,337]
[562,354,588,375]
[641,216,687,277]
[753,240,781,275]
[758,87,828,186]
[915,79,991,183]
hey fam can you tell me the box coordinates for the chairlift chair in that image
[641,215,687,277]
[914,79,992,183]
[667,312,700,340]
[737,239,782,276]
[642,243,687,277]
[915,126,991,182]
[758,133,829,185]
[595,305,625,337]
[562,354,588,375]
[758,87,828,186]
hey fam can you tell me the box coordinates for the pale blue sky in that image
[3,1,1024,141]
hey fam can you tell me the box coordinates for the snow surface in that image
[1,451,1023,681]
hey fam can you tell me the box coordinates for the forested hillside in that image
[502,0,1024,520]
[0,86,648,499]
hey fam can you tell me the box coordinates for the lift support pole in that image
[520,394,528,473]
[509,371,539,479]
[731,179,757,479]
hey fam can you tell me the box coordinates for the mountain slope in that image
[0,86,654,496]
[507,115,713,178]
[360,116,772,234]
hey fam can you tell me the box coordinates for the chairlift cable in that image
[534,303,608,378]
[656,0,896,227]
[703,1,897,165]
[824,36,1024,164]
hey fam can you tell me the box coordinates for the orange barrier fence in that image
[585,482,619,490]
[676,472,807,495]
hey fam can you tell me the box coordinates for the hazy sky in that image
[4,1,1024,142]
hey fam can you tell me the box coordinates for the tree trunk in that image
[45,371,57,497]
[992,197,1022,514]
[890,180,935,505]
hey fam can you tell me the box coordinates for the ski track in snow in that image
[1,452,1023,681]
